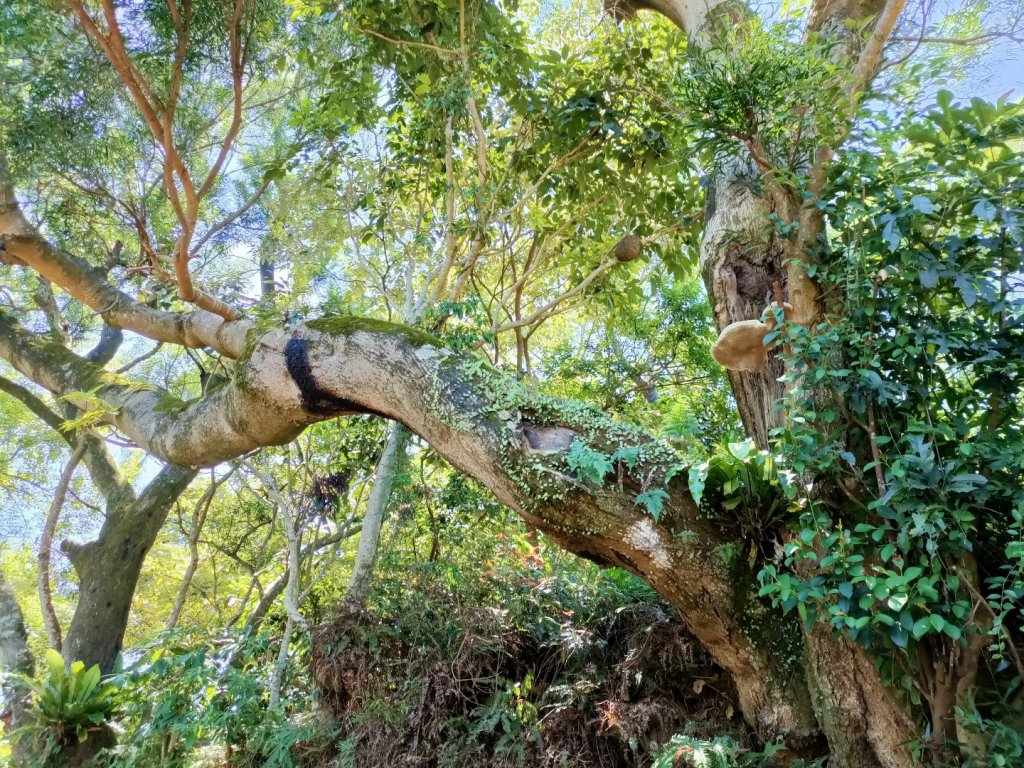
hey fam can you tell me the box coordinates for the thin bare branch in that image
[39,440,87,651]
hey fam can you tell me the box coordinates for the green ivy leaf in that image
[912,616,932,640]
[910,195,935,214]
[972,199,997,222]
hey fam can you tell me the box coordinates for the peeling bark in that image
[803,626,917,768]
[701,163,789,448]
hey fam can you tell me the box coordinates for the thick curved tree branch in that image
[605,0,735,38]
[0,305,818,739]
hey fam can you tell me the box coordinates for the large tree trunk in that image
[643,0,919,762]
[695,86,917,768]
[694,71,918,768]
[0,0,924,760]
[701,158,788,449]
[61,466,195,672]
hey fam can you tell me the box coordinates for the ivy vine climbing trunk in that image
[613,0,920,765]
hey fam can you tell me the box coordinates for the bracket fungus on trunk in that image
[711,302,793,372]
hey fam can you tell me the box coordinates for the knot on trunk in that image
[521,424,576,454]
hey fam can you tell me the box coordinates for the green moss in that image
[675,529,699,545]
[440,354,684,518]
[153,392,189,415]
[731,559,805,684]
[306,316,441,349]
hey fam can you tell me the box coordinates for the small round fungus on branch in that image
[614,234,642,263]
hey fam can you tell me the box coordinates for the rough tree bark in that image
[60,466,197,672]
[0,570,34,768]
[0,378,197,677]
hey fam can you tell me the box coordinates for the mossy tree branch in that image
[0,305,817,741]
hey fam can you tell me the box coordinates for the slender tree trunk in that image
[242,528,359,628]
[38,441,86,651]
[260,253,276,300]
[343,423,410,612]
[268,520,310,710]
[166,471,230,631]
[269,498,304,708]
[165,527,202,633]
[268,614,294,709]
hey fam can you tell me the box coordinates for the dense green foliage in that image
[759,96,1024,759]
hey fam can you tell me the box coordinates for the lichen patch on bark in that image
[624,518,672,569]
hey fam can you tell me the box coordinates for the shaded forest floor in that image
[307,565,749,768]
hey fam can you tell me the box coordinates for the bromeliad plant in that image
[688,439,791,549]
[8,649,115,759]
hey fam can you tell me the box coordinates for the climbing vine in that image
[756,94,1024,750]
